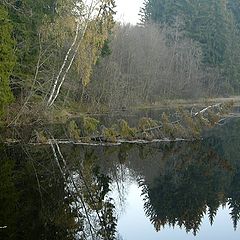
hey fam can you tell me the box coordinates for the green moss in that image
[102,127,118,142]
[83,116,99,135]
[138,117,158,131]
[118,120,136,140]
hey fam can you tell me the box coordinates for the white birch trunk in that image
[47,0,104,107]
[48,24,88,107]
[47,22,80,106]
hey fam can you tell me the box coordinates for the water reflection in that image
[139,142,237,235]
[0,144,117,240]
[1,118,240,239]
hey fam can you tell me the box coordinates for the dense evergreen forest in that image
[0,0,240,124]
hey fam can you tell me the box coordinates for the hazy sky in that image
[115,0,144,24]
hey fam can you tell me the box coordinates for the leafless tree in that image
[88,23,207,110]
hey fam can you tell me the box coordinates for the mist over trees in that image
[85,0,240,109]
[89,24,206,109]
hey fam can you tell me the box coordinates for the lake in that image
[1,117,240,239]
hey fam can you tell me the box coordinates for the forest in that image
[0,0,240,130]
[1,1,240,239]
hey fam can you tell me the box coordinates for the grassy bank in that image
[136,96,240,110]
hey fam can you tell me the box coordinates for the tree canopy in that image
[140,0,240,92]
[0,0,116,121]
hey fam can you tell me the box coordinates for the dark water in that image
[1,118,240,239]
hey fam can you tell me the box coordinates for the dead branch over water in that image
[2,101,236,146]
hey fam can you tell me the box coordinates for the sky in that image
[115,0,145,25]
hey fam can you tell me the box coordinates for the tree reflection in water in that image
[1,119,240,239]
[0,143,117,240]
[138,142,239,235]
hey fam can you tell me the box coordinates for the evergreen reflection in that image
[138,142,233,235]
[0,118,240,239]
[134,118,240,235]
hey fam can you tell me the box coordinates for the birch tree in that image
[46,0,115,107]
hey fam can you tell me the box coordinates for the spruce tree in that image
[140,0,229,66]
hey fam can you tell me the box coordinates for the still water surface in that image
[117,183,238,240]
[1,118,240,239]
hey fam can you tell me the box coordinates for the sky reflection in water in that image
[117,183,239,240]
[1,118,240,239]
